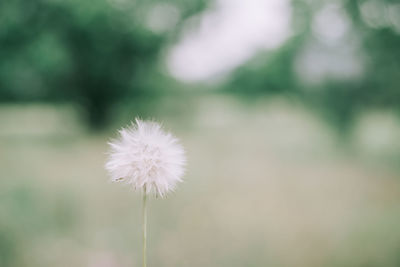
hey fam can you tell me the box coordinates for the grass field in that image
[1,96,400,267]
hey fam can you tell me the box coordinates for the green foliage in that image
[0,0,207,129]
[1,0,399,133]
[224,0,400,134]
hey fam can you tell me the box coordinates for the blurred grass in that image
[1,95,400,267]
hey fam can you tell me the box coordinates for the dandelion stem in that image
[142,187,147,267]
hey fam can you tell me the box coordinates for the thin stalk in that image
[142,188,147,267]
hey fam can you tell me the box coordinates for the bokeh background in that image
[1,0,400,266]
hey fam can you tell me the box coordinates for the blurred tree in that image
[223,0,400,135]
[2,0,399,132]
[0,0,208,129]
[344,0,400,108]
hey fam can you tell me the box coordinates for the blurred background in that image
[1,0,400,266]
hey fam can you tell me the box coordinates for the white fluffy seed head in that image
[105,119,186,197]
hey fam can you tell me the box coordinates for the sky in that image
[166,0,292,83]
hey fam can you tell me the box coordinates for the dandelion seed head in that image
[105,119,186,197]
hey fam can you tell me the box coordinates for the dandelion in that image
[105,118,186,267]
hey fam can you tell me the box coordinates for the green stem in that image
[142,188,147,267]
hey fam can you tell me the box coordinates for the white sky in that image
[166,0,292,83]
[295,3,363,85]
